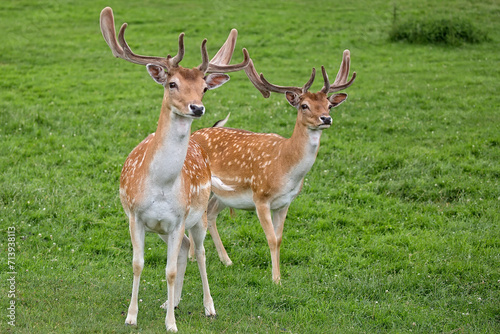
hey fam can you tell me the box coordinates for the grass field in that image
[1,0,499,333]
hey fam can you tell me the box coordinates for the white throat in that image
[286,129,322,186]
[149,111,193,186]
[308,129,322,149]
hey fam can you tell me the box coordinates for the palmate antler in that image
[99,7,249,73]
[245,49,356,97]
[320,50,357,94]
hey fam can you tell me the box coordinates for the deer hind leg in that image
[206,196,232,265]
[255,202,281,284]
[190,214,216,316]
[159,234,190,309]
[125,215,145,326]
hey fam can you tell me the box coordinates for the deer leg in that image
[206,196,231,265]
[271,205,289,279]
[190,213,216,316]
[188,233,195,261]
[163,225,185,332]
[159,234,190,309]
[125,215,145,326]
[255,202,281,284]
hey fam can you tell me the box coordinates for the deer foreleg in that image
[188,233,195,261]
[255,202,281,284]
[163,225,185,332]
[159,234,190,309]
[190,214,216,316]
[125,216,145,326]
[271,205,289,277]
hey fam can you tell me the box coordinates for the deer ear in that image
[147,64,168,85]
[205,73,230,90]
[285,91,301,107]
[328,93,348,107]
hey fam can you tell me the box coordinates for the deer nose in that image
[189,104,205,117]
[320,116,332,125]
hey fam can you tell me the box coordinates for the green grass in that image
[1,0,499,333]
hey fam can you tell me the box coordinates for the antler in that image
[100,7,181,69]
[244,58,316,98]
[204,48,250,74]
[320,50,357,94]
[210,29,238,65]
[100,7,249,73]
[244,59,271,98]
[198,29,250,74]
[246,49,356,98]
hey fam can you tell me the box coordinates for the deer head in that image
[245,50,356,130]
[100,7,250,118]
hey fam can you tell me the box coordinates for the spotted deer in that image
[100,7,249,331]
[191,51,356,283]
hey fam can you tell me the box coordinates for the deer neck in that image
[280,118,322,180]
[148,95,193,186]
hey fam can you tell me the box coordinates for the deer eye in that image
[169,82,177,89]
[328,104,334,109]
[301,104,309,110]
[203,87,209,94]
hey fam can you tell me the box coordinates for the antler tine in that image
[210,29,238,66]
[302,68,316,94]
[192,28,248,73]
[327,49,357,93]
[203,29,250,73]
[205,48,250,73]
[333,50,350,85]
[198,38,209,73]
[320,66,330,94]
[100,7,173,68]
[259,74,303,95]
[245,58,315,97]
[244,58,271,98]
[116,23,168,67]
[168,33,185,68]
[100,7,124,58]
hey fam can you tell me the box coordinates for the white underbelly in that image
[214,190,256,210]
[214,183,302,211]
[270,192,298,210]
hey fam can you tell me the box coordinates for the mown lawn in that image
[1,0,499,333]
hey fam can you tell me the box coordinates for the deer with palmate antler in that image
[99,7,249,332]
[191,51,356,284]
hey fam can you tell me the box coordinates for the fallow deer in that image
[99,7,249,331]
[191,51,356,283]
